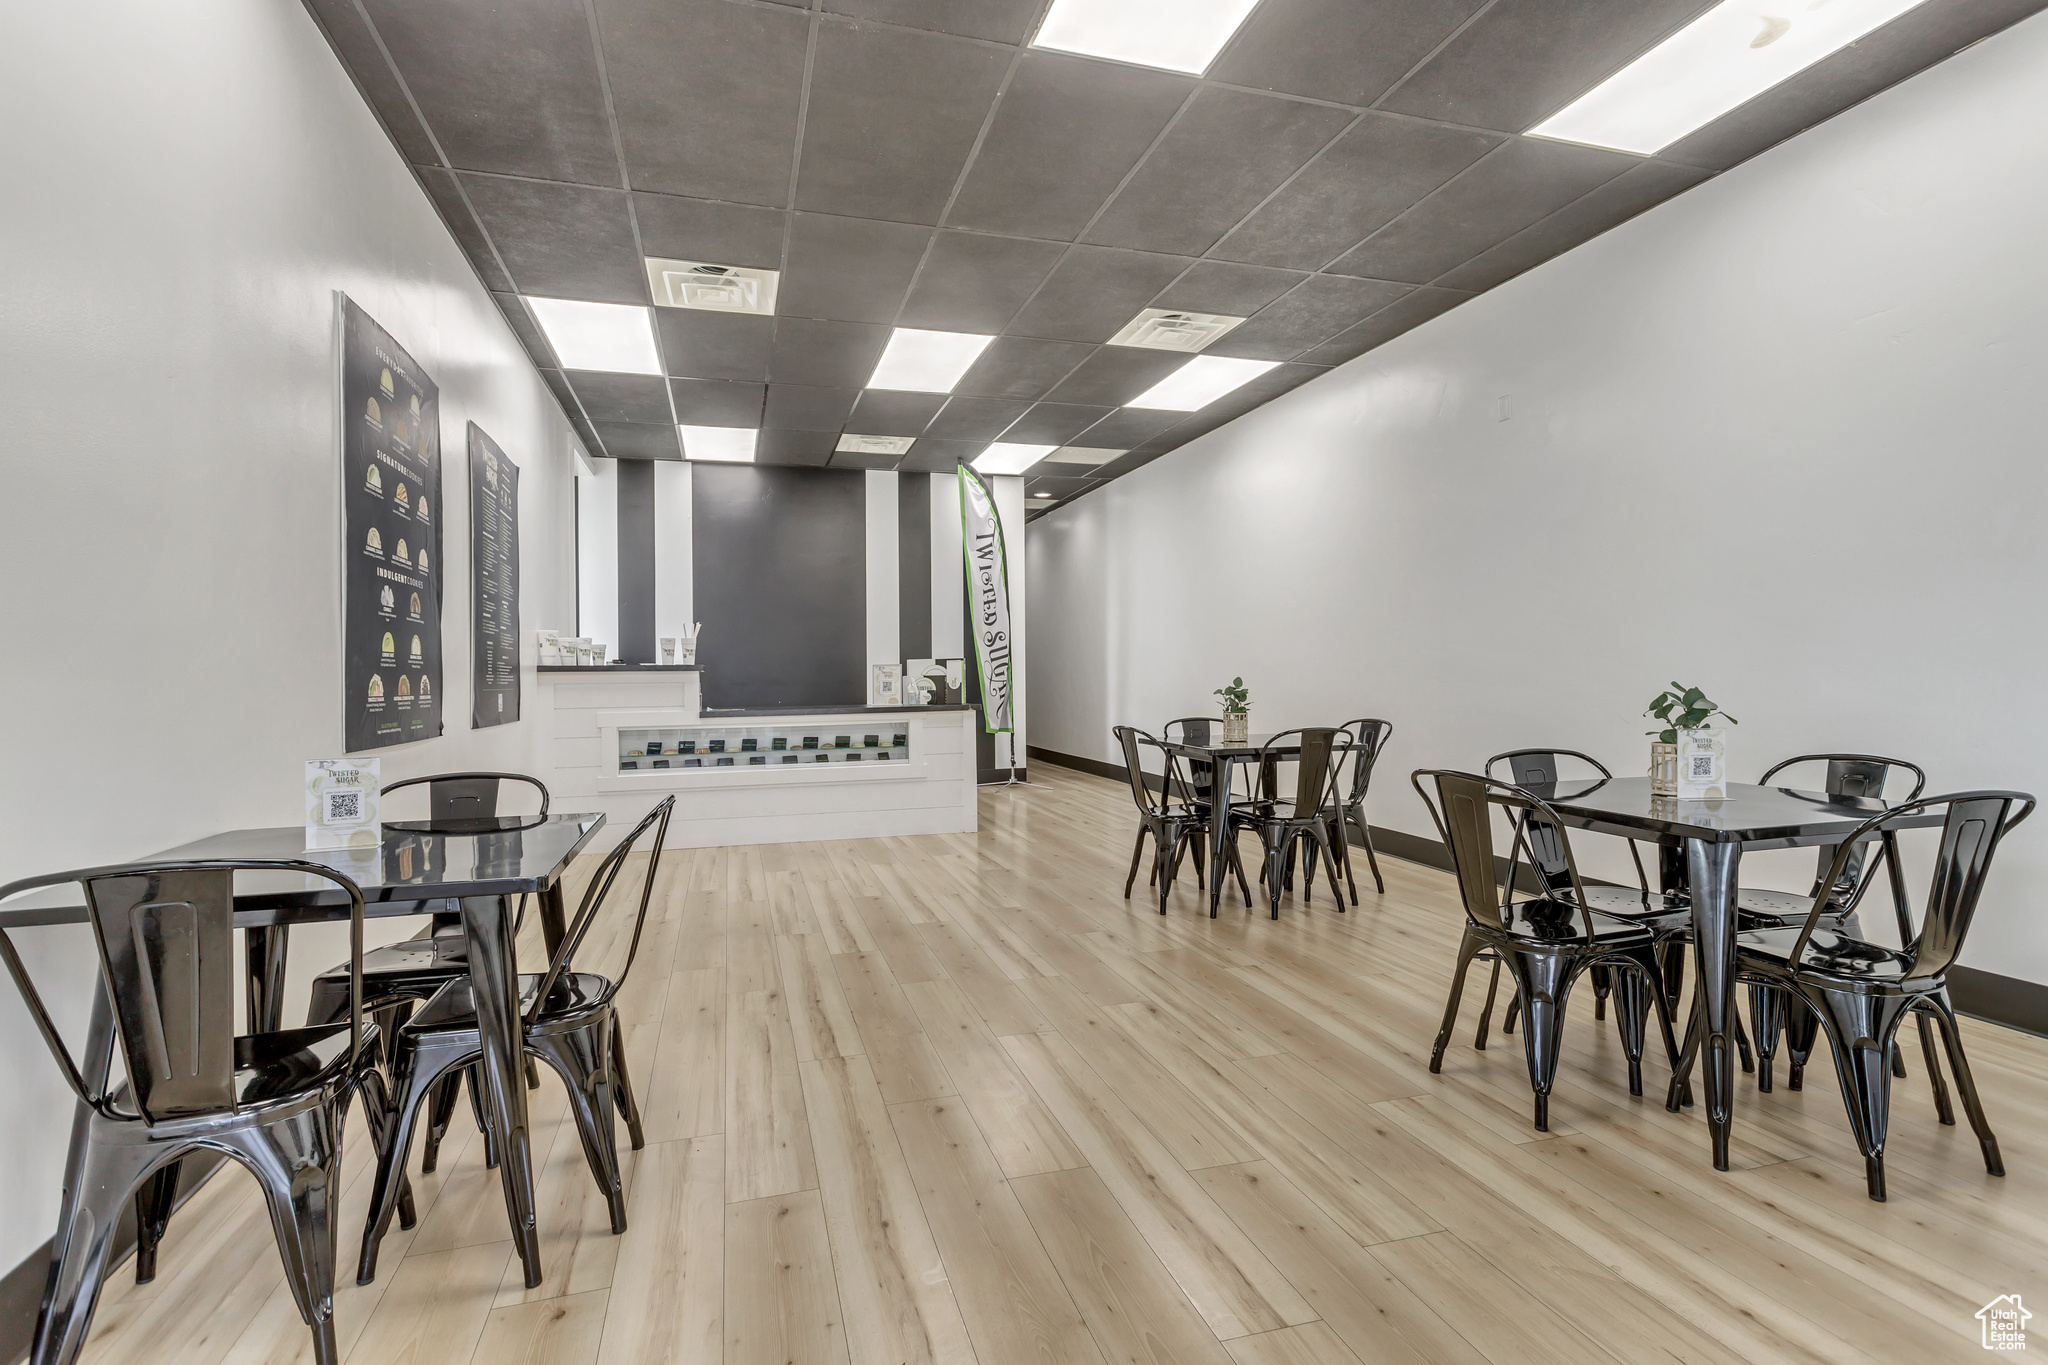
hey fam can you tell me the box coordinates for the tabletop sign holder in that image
[1675,728,1729,800]
[306,758,382,850]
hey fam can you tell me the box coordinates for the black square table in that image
[1156,731,1321,919]
[1513,775,1941,1169]
[2,812,605,1289]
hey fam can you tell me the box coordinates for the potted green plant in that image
[1214,676,1251,745]
[1645,682,1738,797]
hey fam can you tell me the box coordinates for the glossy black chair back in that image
[1160,717,1216,806]
[1412,770,1593,937]
[1113,726,1162,814]
[1759,754,1925,908]
[1787,791,2034,981]
[384,771,550,823]
[1336,719,1392,803]
[529,797,674,1021]
[1256,728,1345,814]
[1484,750,1610,894]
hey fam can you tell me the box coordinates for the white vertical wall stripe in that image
[865,470,899,675]
[653,460,693,645]
[575,458,618,653]
[930,469,964,659]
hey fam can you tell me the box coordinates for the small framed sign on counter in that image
[869,662,902,707]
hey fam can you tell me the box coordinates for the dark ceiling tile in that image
[596,0,808,205]
[1297,287,1472,365]
[756,429,838,466]
[828,451,904,471]
[592,421,683,459]
[900,440,980,473]
[1084,89,1353,257]
[925,396,1031,441]
[1378,0,1715,133]
[1006,247,1195,343]
[767,317,890,387]
[1205,275,1415,359]
[900,233,1067,333]
[362,0,620,183]
[1208,0,1486,106]
[1150,261,1307,316]
[795,21,1009,224]
[669,378,766,426]
[491,292,557,365]
[572,371,674,424]
[633,194,787,269]
[1210,114,1502,270]
[305,0,437,163]
[658,311,775,382]
[1326,137,1638,285]
[1095,444,1177,478]
[820,0,1041,42]
[947,53,1193,241]
[420,170,513,292]
[779,214,933,323]
[538,368,580,415]
[763,384,861,430]
[846,390,946,437]
[1434,159,1710,292]
[570,415,605,455]
[461,174,648,303]
[1040,347,1188,406]
[954,336,1095,399]
[1070,407,1184,448]
[1656,0,2048,171]
[1004,403,1114,445]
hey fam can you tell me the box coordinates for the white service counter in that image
[538,665,979,849]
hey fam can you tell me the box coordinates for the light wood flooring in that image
[80,761,2048,1365]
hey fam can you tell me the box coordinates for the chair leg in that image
[1430,928,1487,1074]
[1735,1013,1756,1075]
[359,1041,455,1285]
[1310,823,1346,914]
[1502,992,1520,1035]
[1801,984,1913,1201]
[1784,1001,1822,1091]
[1911,1011,1952,1124]
[1474,958,1501,1051]
[32,1132,164,1365]
[132,1161,180,1284]
[1332,817,1359,906]
[1123,827,1148,900]
[1224,829,1253,910]
[466,1064,501,1170]
[1263,835,1285,920]
[1590,965,1609,1022]
[1749,984,1784,1093]
[1657,939,1686,1016]
[1352,811,1386,895]
[1505,950,1574,1132]
[229,1107,345,1365]
[1609,964,1650,1097]
[1154,825,1176,916]
[533,1020,629,1235]
[1923,994,2001,1176]
[420,1072,462,1174]
[610,1020,647,1150]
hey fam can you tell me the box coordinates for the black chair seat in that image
[1735,926,1917,982]
[407,971,615,1035]
[1495,898,1658,946]
[232,1024,370,1106]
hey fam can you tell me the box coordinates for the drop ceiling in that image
[304,0,2042,516]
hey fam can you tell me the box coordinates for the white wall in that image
[653,460,694,645]
[0,0,586,1267]
[1026,13,2048,985]
[577,458,620,654]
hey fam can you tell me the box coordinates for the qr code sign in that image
[326,789,364,824]
[1690,756,1715,779]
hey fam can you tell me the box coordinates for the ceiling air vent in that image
[1107,308,1244,352]
[645,258,779,315]
[836,434,916,455]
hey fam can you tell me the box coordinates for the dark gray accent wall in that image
[616,458,656,663]
[692,463,865,708]
[898,472,930,661]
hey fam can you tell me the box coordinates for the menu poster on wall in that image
[340,296,443,752]
[468,422,521,729]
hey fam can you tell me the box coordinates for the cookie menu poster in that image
[341,297,443,751]
[468,422,521,729]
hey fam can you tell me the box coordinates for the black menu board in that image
[468,422,521,728]
[340,297,443,751]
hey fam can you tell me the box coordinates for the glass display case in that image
[616,721,912,772]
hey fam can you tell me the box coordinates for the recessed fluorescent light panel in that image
[526,297,662,375]
[1108,309,1246,353]
[679,426,757,463]
[867,328,995,393]
[645,258,779,315]
[835,434,916,456]
[972,443,1057,476]
[1045,446,1122,466]
[1529,0,1931,154]
[1032,0,1263,74]
[1030,492,1059,499]
[1127,356,1278,411]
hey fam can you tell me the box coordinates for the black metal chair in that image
[1671,790,2032,1200]
[357,796,673,1283]
[1323,718,1393,900]
[1741,754,1931,1097]
[1114,726,1248,914]
[0,860,386,1365]
[1414,770,1683,1130]
[1232,729,1352,920]
[305,771,551,1172]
